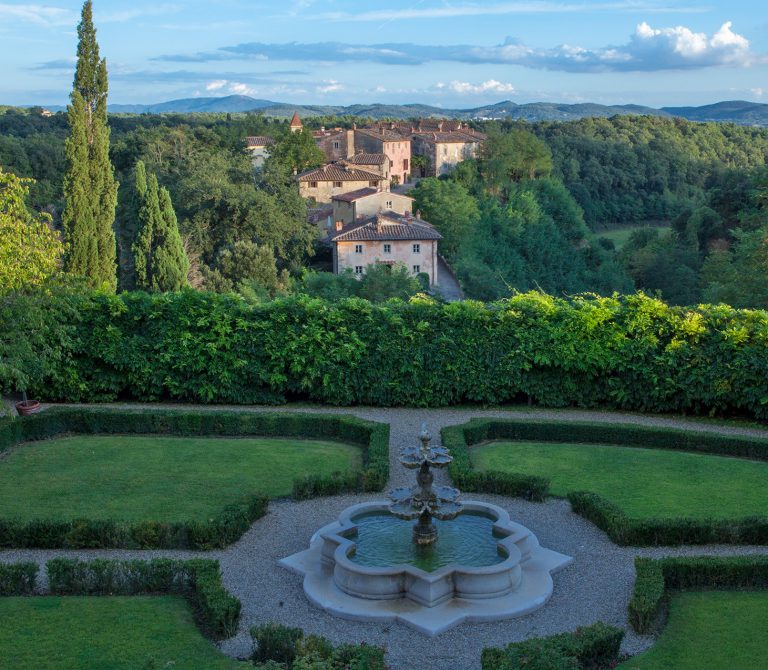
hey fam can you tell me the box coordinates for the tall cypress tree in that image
[62,0,118,290]
[133,161,189,292]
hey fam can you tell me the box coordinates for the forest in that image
[1,105,767,307]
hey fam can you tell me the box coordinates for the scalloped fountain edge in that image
[279,500,573,636]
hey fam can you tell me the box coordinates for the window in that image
[413,265,421,274]
[333,141,340,149]
[386,200,393,209]
[355,244,364,254]
[355,266,364,275]
[369,181,379,187]
[383,243,391,254]
[389,160,394,169]
[403,159,409,171]
[309,181,318,188]
[412,243,420,253]
[333,181,343,188]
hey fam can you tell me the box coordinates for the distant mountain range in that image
[41,96,768,126]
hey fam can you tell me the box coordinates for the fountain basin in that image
[280,501,572,635]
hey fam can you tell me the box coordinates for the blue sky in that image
[2,0,767,107]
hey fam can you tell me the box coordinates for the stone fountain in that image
[280,424,573,635]
[387,424,462,545]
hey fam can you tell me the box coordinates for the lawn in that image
[0,596,246,669]
[0,435,361,521]
[618,591,768,669]
[472,441,768,519]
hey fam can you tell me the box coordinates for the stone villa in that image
[329,212,442,286]
[245,136,276,169]
[331,188,414,226]
[297,163,389,203]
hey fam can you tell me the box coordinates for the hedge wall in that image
[445,418,768,545]
[481,623,624,670]
[629,556,768,634]
[7,290,768,417]
[0,407,388,549]
[0,562,38,595]
[46,558,239,639]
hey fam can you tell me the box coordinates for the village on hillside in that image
[246,112,485,299]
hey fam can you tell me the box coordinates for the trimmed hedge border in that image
[481,622,624,670]
[629,556,768,634]
[0,562,38,596]
[0,407,388,549]
[444,418,768,546]
[45,557,239,639]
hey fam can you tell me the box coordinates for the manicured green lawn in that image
[472,441,768,519]
[619,591,768,669]
[0,596,246,669]
[0,435,360,521]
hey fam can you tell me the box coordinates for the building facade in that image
[411,129,485,177]
[331,189,414,226]
[313,127,355,162]
[297,163,389,203]
[245,136,276,169]
[354,127,411,185]
[329,212,442,286]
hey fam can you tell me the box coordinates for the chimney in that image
[352,122,357,130]
[335,220,343,232]
[380,127,385,135]
[437,121,443,131]
[416,209,421,220]
[320,126,325,132]
[376,216,383,233]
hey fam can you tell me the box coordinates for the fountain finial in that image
[387,424,463,545]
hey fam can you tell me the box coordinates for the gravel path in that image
[3,404,768,669]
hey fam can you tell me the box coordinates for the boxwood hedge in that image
[445,418,768,545]
[6,290,768,418]
[629,556,768,634]
[0,407,388,549]
[46,557,240,639]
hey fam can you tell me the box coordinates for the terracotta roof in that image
[330,212,442,242]
[289,112,303,128]
[355,127,410,142]
[412,130,486,143]
[297,164,384,182]
[245,136,276,148]
[331,187,379,202]
[345,153,388,166]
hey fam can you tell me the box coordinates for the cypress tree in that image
[132,161,189,292]
[62,0,118,291]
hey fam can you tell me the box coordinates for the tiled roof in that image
[345,153,388,166]
[298,164,384,183]
[331,187,379,202]
[245,136,276,147]
[330,213,442,242]
[355,127,410,142]
[412,130,486,143]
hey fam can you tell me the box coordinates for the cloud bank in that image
[155,21,762,73]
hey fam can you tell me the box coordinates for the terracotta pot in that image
[15,400,41,416]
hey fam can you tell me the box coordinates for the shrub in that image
[249,625,387,669]
[481,623,624,670]
[0,562,38,595]
[628,556,768,634]
[5,290,768,419]
[0,407,387,548]
[46,557,240,639]
[251,622,304,665]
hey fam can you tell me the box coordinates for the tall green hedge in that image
[0,407,388,548]
[6,289,768,417]
[0,562,38,595]
[46,558,239,639]
[629,556,768,634]
[445,418,768,545]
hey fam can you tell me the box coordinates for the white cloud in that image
[228,82,257,96]
[447,80,516,95]
[316,1,708,22]
[205,79,228,91]
[0,3,73,26]
[160,22,763,73]
[752,88,765,98]
[317,79,343,94]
